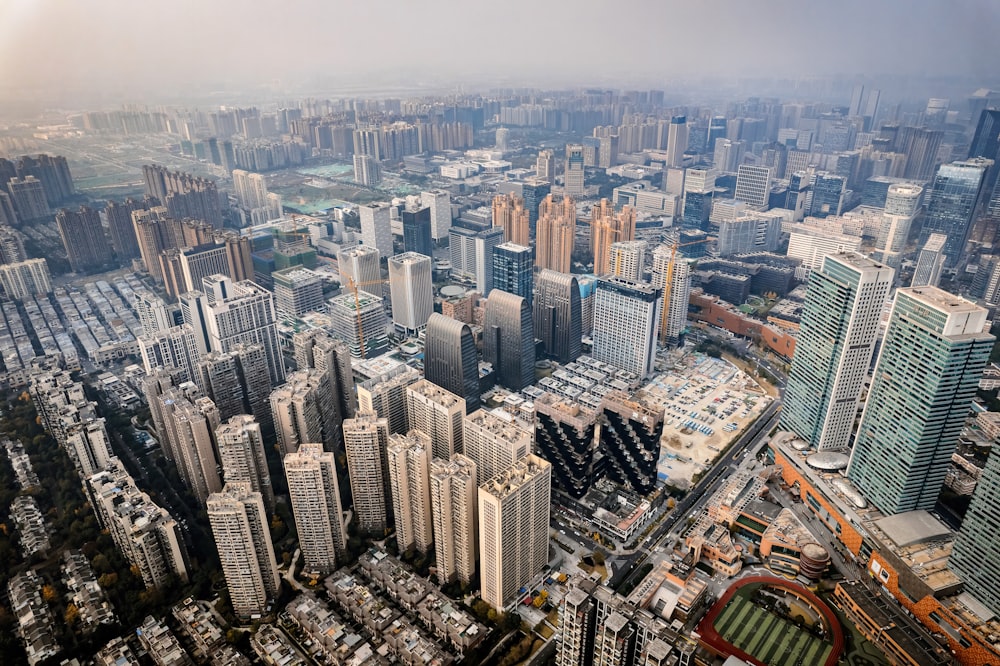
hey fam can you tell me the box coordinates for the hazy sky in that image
[2,0,999,103]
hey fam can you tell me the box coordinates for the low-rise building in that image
[136,615,193,666]
[8,570,60,666]
[61,549,115,632]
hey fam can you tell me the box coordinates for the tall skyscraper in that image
[290,330,356,422]
[462,408,531,485]
[64,419,113,478]
[533,392,600,498]
[388,252,433,336]
[231,170,282,224]
[665,116,688,168]
[650,247,692,346]
[429,454,478,585]
[479,455,551,609]
[733,165,773,207]
[421,189,452,241]
[424,313,480,413]
[386,430,433,554]
[6,176,50,221]
[472,226,504,296]
[181,275,286,385]
[195,344,272,432]
[781,253,894,451]
[810,173,848,218]
[608,240,646,282]
[143,165,223,228]
[591,277,660,378]
[564,144,585,196]
[591,199,636,276]
[270,369,343,456]
[848,288,993,514]
[402,205,433,256]
[483,290,535,391]
[105,198,151,262]
[536,149,555,184]
[56,206,114,274]
[919,158,993,266]
[405,379,465,460]
[535,194,575,273]
[951,448,1000,615]
[207,482,280,620]
[911,233,947,288]
[327,291,390,359]
[534,270,582,364]
[337,245,381,296]
[271,267,323,318]
[872,183,923,269]
[492,242,534,305]
[342,411,392,537]
[492,193,530,246]
[216,415,274,512]
[159,393,222,503]
[359,202,394,258]
[284,443,347,573]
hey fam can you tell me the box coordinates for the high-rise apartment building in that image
[650,249,692,347]
[911,234,948,288]
[479,455,551,609]
[231,170,282,224]
[781,253,894,451]
[401,205,433,256]
[483,290,535,391]
[0,259,52,299]
[919,158,993,266]
[591,277,660,378]
[608,240,646,282]
[159,393,222,503]
[421,189,452,241]
[105,198,152,262]
[405,379,465,460]
[848,288,992,514]
[386,430,433,554]
[359,202,394,259]
[591,200,636,276]
[56,206,114,274]
[327,291,390,359]
[142,165,223,228]
[290,329,356,422]
[357,363,421,435]
[139,324,202,384]
[388,252,433,336]
[666,116,688,168]
[462,408,531,485]
[85,459,189,589]
[337,245,381,296]
[270,369,343,456]
[564,145,585,196]
[536,194,575,273]
[733,164,772,207]
[424,313,480,413]
[353,154,382,187]
[533,392,600,498]
[342,410,392,537]
[429,454,478,585]
[492,242,534,305]
[216,415,274,512]
[64,419,114,478]
[181,275,285,385]
[0,224,26,263]
[534,270,582,364]
[207,482,280,620]
[284,443,347,572]
[492,193,531,246]
[195,344,272,433]
[6,176,50,221]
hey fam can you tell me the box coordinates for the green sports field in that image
[713,594,832,666]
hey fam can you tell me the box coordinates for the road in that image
[608,400,782,590]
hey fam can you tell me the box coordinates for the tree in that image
[64,603,80,626]
[41,585,58,603]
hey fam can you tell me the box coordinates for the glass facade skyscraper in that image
[951,448,1000,616]
[533,270,582,364]
[483,290,535,391]
[424,313,480,413]
[780,253,894,451]
[847,287,993,514]
[492,242,534,306]
[918,159,992,266]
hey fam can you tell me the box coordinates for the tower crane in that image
[344,274,406,357]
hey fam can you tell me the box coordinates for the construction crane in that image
[345,276,388,358]
[658,237,714,346]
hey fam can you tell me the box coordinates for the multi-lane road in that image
[608,400,782,590]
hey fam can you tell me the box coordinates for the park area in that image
[644,353,771,489]
[698,576,843,666]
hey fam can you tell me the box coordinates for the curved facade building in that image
[483,290,534,391]
[424,313,480,412]
[533,270,582,364]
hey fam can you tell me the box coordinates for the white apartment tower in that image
[216,415,274,512]
[342,411,392,537]
[479,455,551,609]
[359,202,394,258]
[405,379,465,460]
[608,240,647,282]
[421,190,452,240]
[462,408,532,484]
[206,482,280,620]
[284,443,347,572]
[388,252,433,336]
[429,454,478,585]
[386,430,433,554]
